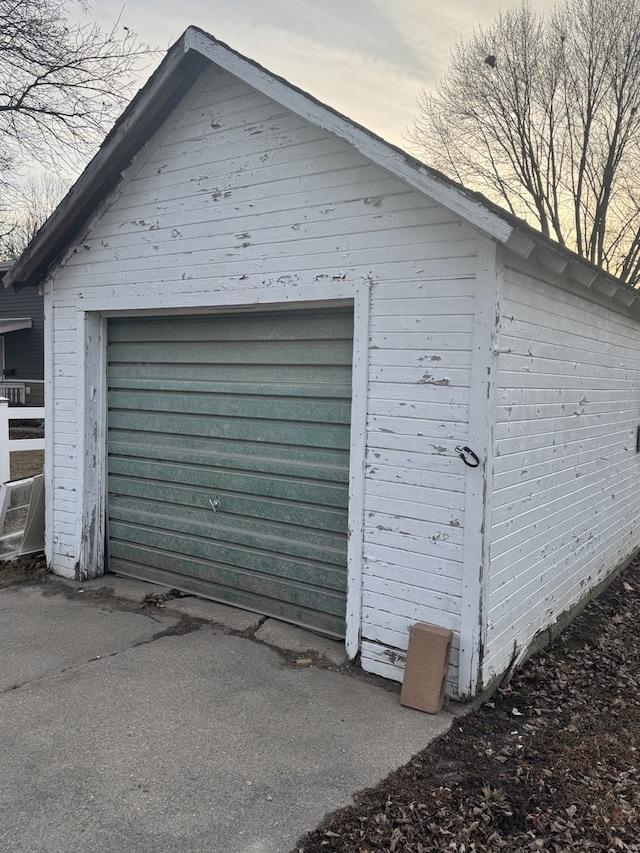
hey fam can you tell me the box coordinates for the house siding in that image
[0,285,44,404]
[47,66,479,695]
[484,263,640,684]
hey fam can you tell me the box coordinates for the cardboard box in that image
[400,623,453,714]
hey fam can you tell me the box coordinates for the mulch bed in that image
[294,560,640,852]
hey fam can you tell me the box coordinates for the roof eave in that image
[0,318,33,334]
[504,224,640,310]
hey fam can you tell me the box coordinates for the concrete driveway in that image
[0,576,453,853]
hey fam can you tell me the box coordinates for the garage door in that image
[106,308,353,637]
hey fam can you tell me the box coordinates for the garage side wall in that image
[46,66,481,694]
[484,261,640,684]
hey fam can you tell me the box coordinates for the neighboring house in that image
[0,261,45,405]
[6,29,640,700]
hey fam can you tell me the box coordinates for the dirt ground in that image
[10,449,44,481]
[8,424,44,481]
[0,551,48,588]
[295,559,640,852]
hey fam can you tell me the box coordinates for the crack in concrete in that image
[1,613,207,696]
[4,579,395,696]
[2,648,122,695]
[235,613,267,641]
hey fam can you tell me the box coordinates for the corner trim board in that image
[77,310,107,580]
[345,289,370,657]
[43,280,55,567]
[457,238,501,698]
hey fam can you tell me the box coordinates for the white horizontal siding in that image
[50,299,79,569]
[360,276,475,695]
[48,65,479,695]
[484,266,640,683]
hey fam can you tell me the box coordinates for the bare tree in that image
[409,0,640,285]
[0,173,69,259]
[0,0,155,241]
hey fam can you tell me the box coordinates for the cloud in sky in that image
[81,0,558,147]
[219,0,429,75]
[246,24,425,145]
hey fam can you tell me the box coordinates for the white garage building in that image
[7,28,640,700]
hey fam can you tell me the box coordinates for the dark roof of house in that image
[4,27,638,312]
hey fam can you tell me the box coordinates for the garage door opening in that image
[106,307,354,637]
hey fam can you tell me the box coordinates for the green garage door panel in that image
[107,309,354,637]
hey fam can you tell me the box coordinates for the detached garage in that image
[7,28,640,700]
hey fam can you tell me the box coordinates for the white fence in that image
[0,398,45,483]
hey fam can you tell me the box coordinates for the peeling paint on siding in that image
[418,373,451,386]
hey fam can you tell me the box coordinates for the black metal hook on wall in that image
[455,445,481,468]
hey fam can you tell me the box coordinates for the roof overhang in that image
[0,318,32,334]
[502,225,640,311]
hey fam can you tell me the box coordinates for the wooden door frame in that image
[73,281,371,658]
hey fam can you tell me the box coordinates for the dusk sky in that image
[86,0,557,148]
